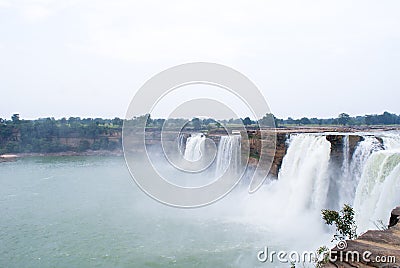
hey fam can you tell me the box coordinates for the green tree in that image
[259,113,277,127]
[286,117,295,125]
[380,111,397,125]
[322,204,357,241]
[191,118,202,130]
[299,117,311,125]
[242,117,252,126]
[112,117,123,126]
[11,114,20,123]
[338,113,350,126]
[315,205,358,268]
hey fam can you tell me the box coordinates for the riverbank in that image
[0,154,19,162]
[2,126,398,164]
[0,149,123,161]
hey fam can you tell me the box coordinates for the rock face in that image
[270,133,287,176]
[325,207,400,268]
[389,207,400,228]
[325,135,364,164]
[242,130,287,177]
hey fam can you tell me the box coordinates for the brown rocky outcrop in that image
[325,207,400,268]
[325,135,364,164]
[241,130,287,177]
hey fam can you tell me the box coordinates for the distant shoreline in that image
[0,150,123,161]
[1,126,399,162]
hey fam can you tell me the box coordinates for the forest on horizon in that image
[1,111,399,154]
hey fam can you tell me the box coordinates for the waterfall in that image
[277,134,331,212]
[381,133,400,150]
[275,133,399,229]
[337,135,354,207]
[184,133,205,162]
[215,135,241,177]
[344,132,400,232]
[348,136,382,186]
[353,149,400,232]
[336,135,381,207]
[342,135,350,179]
[178,133,186,155]
[177,130,400,234]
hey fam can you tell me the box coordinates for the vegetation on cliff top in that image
[0,115,123,154]
[1,111,399,154]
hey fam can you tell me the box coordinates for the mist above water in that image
[166,131,400,236]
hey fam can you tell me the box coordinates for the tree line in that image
[0,115,123,154]
[1,111,399,154]
[283,112,400,126]
[241,111,400,127]
[143,111,400,129]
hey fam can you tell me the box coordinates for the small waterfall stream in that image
[349,136,382,185]
[215,135,241,177]
[342,135,350,179]
[337,135,354,207]
[183,133,205,162]
[177,133,186,155]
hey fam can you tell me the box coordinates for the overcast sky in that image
[1,0,399,120]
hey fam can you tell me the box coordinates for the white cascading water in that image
[348,136,382,186]
[336,135,381,207]
[180,130,400,235]
[277,134,331,212]
[337,135,355,207]
[183,133,205,162]
[342,135,350,179]
[381,132,400,150]
[215,135,241,176]
[353,149,400,232]
[229,133,333,247]
[260,132,400,235]
[177,133,186,155]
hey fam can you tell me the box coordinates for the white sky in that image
[1,0,399,120]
